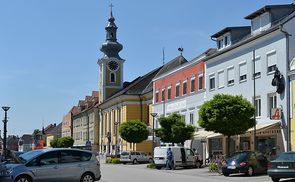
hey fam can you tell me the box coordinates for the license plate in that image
[227,166,236,169]
[277,166,289,169]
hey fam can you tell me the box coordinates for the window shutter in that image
[267,52,277,67]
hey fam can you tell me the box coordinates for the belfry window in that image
[110,73,116,83]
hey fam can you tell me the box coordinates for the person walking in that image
[166,148,174,170]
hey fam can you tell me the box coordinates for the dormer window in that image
[217,34,231,50]
[251,12,270,34]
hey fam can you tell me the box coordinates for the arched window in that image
[110,73,116,83]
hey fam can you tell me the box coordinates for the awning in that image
[193,130,220,139]
[207,133,222,139]
[243,121,280,136]
[247,122,279,132]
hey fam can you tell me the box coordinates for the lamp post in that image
[150,113,157,158]
[114,121,119,157]
[2,106,10,160]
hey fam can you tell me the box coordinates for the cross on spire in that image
[109,4,114,17]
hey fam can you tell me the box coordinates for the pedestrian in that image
[166,148,174,170]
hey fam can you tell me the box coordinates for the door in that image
[185,149,195,166]
[180,148,186,165]
[27,151,59,182]
[58,150,84,182]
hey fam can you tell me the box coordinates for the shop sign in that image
[271,108,281,120]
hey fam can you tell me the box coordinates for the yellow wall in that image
[291,80,295,151]
[46,135,54,148]
[101,99,154,154]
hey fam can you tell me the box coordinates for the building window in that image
[209,74,215,90]
[183,81,187,95]
[239,62,247,82]
[224,36,228,46]
[155,91,159,103]
[110,73,116,83]
[218,70,224,88]
[254,97,261,117]
[176,84,180,97]
[167,87,171,100]
[253,57,261,78]
[227,67,234,86]
[267,51,277,73]
[161,89,165,101]
[198,73,203,90]
[268,93,277,118]
[217,39,223,49]
[190,77,195,93]
[189,113,194,125]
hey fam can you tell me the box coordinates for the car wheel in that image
[148,158,153,163]
[14,175,32,182]
[247,166,254,176]
[156,166,162,170]
[133,159,138,164]
[223,173,229,177]
[80,172,95,182]
[271,177,280,182]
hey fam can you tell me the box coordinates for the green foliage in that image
[50,138,59,148]
[119,120,149,144]
[50,136,74,148]
[147,163,156,169]
[58,136,74,148]
[106,158,112,164]
[198,94,255,137]
[106,158,120,164]
[208,162,219,172]
[155,113,195,144]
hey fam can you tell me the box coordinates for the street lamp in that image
[150,113,157,158]
[114,121,119,157]
[2,106,10,160]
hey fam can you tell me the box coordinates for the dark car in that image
[267,152,295,182]
[222,151,268,176]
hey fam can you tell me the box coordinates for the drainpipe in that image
[138,95,143,122]
[279,24,292,151]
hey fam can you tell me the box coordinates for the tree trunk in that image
[133,143,135,151]
[227,135,231,157]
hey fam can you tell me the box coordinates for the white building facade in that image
[204,4,295,155]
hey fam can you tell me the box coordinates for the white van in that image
[153,146,202,169]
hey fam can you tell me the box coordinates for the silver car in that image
[120,151,153,164]
[0,148,101,182]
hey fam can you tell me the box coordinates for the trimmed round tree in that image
[119,120,149,150]
[198,94,255,156]
[155,113,195,145]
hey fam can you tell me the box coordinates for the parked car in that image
[267,152,295,182]
[0,148,101,182]
[153,146,202,169]
[120,151,153,164]
[222,151,268,176]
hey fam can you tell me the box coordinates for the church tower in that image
[98,6,124,103]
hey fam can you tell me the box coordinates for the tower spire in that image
[100,4,123,59]
[109,4,115,22]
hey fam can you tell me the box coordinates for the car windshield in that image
[121,152,130,156]
[18,150,44,164]
[275,153,295,161]
[228,152,249,161]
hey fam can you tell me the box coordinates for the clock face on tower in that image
[108,61,119,71]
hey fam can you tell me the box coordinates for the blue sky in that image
[0,0,292,136]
